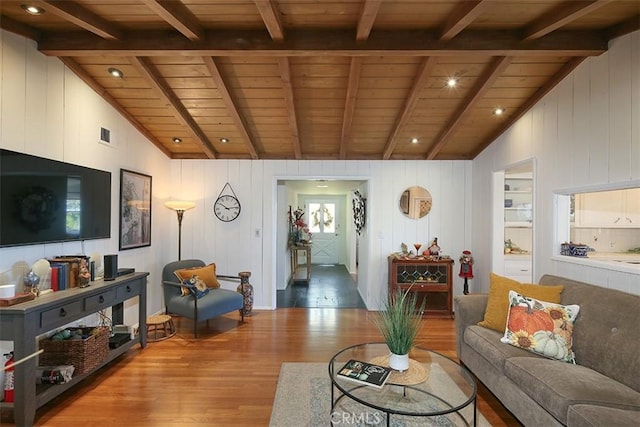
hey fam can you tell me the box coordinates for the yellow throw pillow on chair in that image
[174,263,221,296]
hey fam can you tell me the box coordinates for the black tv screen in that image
[0,149,111,247]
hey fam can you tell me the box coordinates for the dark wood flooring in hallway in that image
[277,264,366,308]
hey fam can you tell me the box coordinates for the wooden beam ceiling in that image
[141,0,204,41]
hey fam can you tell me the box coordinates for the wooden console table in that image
[0,272,148,426]
[289,244,311,282]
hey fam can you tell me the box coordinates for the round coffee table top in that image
[329,343,477,418]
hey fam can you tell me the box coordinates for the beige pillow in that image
[477,273,564,332]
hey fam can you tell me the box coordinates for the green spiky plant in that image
[371,285,426,355]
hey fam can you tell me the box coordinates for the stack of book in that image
[48,256,90,291]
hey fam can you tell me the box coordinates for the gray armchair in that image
[162,259,245,338]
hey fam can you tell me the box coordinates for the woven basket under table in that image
[39,327,109,375]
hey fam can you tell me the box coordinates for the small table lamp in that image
[165,201,196,260]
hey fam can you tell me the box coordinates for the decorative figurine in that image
[459,250,474,295]
[78,259,91,288]
[427,238,440,257]
[23,270,40,296]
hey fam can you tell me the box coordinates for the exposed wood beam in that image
[38,29,608,57]
[141,0,204,41]
[0,15,41,41]
[339,58,363,160]
[606,15,640,41]
[382,57,438,160]
[130,56,217,159]
[58,57,172,158]
[426,56,512,160]
[523,0,614,40]
[471,57,586,158]
[277,57,302,159]
[202,57,259,160]
[356,0,382,41]
[440,1,491,41]
[36,0,123,40]
[255,0,284,41]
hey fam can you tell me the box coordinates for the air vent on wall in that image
[100,127,111,144]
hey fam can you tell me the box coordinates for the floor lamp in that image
[165,201,196,260]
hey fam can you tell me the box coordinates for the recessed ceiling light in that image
[493,107,505,116]
[446,78,458,88]
[21,4,45,15]
[107,67,123,78]
[410,137,419,144]
[172,137,182,144]
[220,137,229,144]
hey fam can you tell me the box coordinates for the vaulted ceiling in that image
[1,1,638,160]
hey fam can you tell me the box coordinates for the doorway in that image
[275,178,368,308]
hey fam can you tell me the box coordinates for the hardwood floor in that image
[1,309,521,426]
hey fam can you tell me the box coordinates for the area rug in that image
[269,363,489,427]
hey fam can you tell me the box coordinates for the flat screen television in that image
[0,149,111,247]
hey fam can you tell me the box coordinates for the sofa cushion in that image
[539,275,640,393]
[463,325,542,373]
[567,404,640,427]
[504,357,640,424]
[501,290,580,363]
[478,273,564,332]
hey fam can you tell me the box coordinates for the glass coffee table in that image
[329,343,477,426]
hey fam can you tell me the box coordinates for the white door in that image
[306,198,341,264]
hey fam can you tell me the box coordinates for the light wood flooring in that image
[1,309,521,426]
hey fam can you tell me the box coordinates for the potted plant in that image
[371,286,426,371]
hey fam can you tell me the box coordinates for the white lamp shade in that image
[165,200,196,211]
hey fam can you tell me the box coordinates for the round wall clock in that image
[214,183,241,222]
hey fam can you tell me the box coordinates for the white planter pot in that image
[388,352,409,371]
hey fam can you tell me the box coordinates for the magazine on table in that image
[337,359,392,389]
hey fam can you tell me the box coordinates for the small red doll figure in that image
[459,250,474,295]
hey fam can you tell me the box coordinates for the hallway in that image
[276,264,366,308]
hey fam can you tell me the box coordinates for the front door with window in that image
[306,198,341,264]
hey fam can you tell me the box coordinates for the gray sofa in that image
[454,274,640,426]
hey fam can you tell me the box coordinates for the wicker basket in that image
[39,327,109,375]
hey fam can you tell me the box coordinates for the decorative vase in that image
[388,352,410,371]
[237,271,253,316]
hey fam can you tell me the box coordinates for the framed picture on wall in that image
[119,169,152,250]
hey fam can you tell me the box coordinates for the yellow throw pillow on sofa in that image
[477,273,564,332]
[174,263,221,296]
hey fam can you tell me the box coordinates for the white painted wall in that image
[0,29,474,315]
[0,31,173,326]
[473,31,640,295]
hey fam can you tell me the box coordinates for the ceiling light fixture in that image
[172,137,182,144]
[446,77,458,88]
[317,184,329,188]
[21,4,45,15]
[493,107,505,116]
[410,137,419,144]
[108,67,123,78]
[220,137,229,143]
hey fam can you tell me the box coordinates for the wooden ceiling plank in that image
[356,0,383,41]
[440,1,491,41]
[471,56,586,158]
[141,0,204,41]
[382,57,438,160]
[37,0,123,40]
[58,56,172,158]
[254,0,285,41]
[523,0,614,40]
[426,56,512,160]
[340,57,363,159]
[130,56,217,159]
[202,57,260,159]
[277,57,302,159]
[37,29,608,57]
[606,15,640,40]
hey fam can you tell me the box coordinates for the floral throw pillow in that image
[501,290,580,364]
